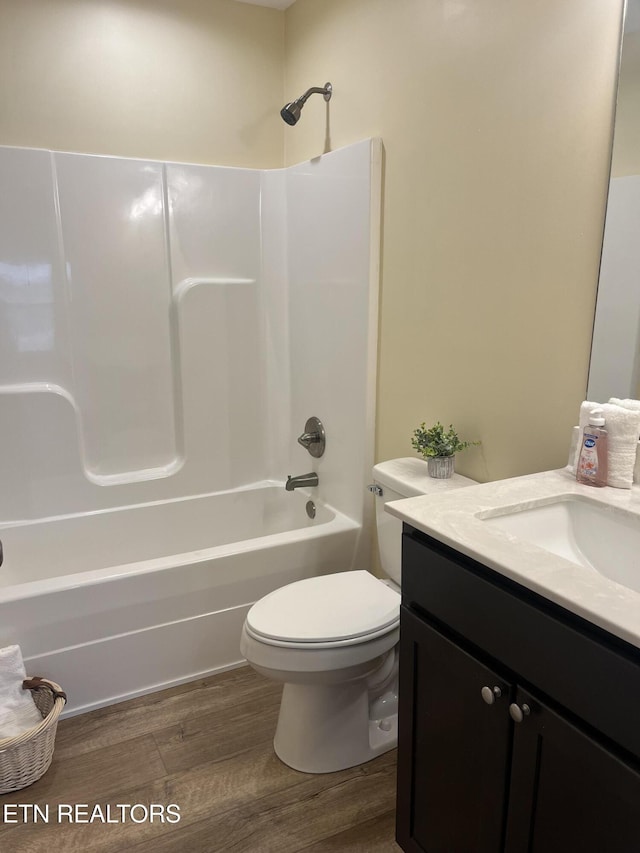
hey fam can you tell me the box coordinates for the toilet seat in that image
[245,570,400,650]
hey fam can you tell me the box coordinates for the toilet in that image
[240,457,476,773]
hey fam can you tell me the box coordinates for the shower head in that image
[280,101,303,126]
[280,82,332,126]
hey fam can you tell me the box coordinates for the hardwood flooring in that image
[0,666,400,852]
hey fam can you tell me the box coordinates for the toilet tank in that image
[372,458,477,586]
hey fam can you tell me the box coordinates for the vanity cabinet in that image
[396,526,640,853]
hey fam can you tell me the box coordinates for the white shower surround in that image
[0,138,382,715]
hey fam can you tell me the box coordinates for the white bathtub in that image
[0,483,360,716]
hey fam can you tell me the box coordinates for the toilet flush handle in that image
[367,484,383,497]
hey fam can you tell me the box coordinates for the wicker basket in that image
[0,677,67,794]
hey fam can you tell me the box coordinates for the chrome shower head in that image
[280,82,332,126]
[280,101,303,126]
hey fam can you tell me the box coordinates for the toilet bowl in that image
[240,458,477,773]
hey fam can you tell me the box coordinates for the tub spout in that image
[285,473,319,491]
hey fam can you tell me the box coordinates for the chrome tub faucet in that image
[285,472,319,491]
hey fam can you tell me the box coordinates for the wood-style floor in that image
[0,667,400,852]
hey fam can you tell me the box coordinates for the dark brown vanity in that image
[396,524,640,853]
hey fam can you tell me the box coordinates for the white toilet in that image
[240,457,476,773]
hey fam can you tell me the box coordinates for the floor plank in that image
[130,751,397,853]
[1,733,165,809]
[153,687,281,775]
[0,667,399,852]
[54,666,282,762]
[295,810,401,853]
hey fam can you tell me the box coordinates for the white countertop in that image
[386,468,640,650]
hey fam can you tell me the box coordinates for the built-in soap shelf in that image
[0,383,182,486]
[173,277,257,302]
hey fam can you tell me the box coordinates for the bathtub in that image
[0,483,360,716]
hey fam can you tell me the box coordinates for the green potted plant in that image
[411,421,479,479]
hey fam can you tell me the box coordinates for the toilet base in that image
[273,680,397,773]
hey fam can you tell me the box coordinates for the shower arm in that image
[296,84,332,106]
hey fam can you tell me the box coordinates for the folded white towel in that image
[0,645,42,740]
[608,399,640,484]
[575,401,640,489]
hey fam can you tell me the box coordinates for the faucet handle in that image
[297,417,326,458]
[297,432,319,448]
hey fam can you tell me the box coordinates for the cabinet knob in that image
[509,702,531,723]
[481,685,502,705]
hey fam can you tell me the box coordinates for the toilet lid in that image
[246,570,400,644]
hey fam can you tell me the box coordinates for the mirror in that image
[588,0,640,402]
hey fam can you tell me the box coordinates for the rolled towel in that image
[0,645,42,740]
[575,401,640,489]
[604,403,640,488]
[609,399,640,484]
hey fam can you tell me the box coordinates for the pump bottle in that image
[576,408,608,487]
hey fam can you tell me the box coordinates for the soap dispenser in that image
[576,408,608,487]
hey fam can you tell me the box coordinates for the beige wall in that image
[0,0,284,168]
[284,0,624,481]
[0,0,627,482]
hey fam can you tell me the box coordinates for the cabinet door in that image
[397,607,512,853]
[505,688,640,853]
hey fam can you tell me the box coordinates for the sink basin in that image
[482,497,640,593]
